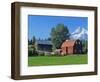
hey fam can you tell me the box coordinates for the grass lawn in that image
[28,54,88,66]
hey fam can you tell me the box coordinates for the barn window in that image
[78,42,80,44]
[75,41,77,44]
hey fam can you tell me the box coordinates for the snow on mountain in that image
[71,27,81,35]
[70,27,88,40]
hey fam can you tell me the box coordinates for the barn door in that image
[66,47,68,54]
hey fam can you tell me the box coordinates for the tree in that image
[32,36,36,45]
[47,37,51,41]
[50,24,70,49]
[28,39,32,45]
[28,39,30,45]
[82,40,88,54]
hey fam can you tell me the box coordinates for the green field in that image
[28,54,87,66]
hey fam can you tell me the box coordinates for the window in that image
[75,41,77,44]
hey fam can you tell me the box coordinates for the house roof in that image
[61,40,75,48]
[36,40,53,45]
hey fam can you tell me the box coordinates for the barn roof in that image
[36,40,53,45]
[61,40,75,48]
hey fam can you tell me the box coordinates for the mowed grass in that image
[28,54,88,66]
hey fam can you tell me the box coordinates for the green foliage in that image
[50,24,70,49]
[28,50,33,56]
[28,36,36,45]
[32,36,36,44]
[28,45,38,56]
[47,37,51,41]
[82,40,88,54]
[28,39,32,45]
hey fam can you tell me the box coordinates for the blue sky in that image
[28,15,88,40]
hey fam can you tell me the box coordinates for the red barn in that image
[61,39,83,55]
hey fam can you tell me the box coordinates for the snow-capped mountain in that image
[71,27,82,35]
[70,27,88,40]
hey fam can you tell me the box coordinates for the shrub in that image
[28,50,33,56]
[28,48,38,56]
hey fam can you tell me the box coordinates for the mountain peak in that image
[81,28,88,34]
[71,27,81,35]
[70,27,88,40]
